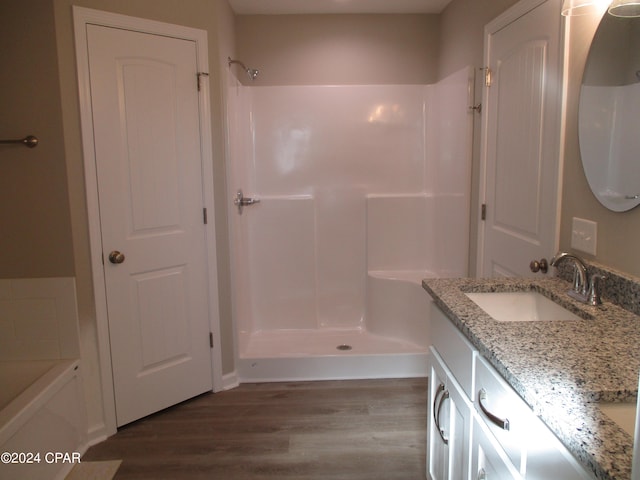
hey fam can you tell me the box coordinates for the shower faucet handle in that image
[234,189,260,214]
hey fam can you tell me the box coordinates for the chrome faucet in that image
[550,252,604,305]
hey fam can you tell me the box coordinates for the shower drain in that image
[336,344,353,351]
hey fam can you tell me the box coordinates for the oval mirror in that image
[579,12,640,212]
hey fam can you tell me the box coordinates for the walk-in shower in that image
[225,66,473,382]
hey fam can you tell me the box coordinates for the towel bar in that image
[0,135,38,148]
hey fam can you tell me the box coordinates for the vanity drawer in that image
[430,303,476,399]
[474,355,596,480]
[474,355,530,474]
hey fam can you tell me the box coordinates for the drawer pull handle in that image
[478,388,510,431]
[477,468,487,480]
[434,383,450,444]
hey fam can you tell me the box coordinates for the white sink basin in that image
[600,402,637,437]
[465,291,582,322]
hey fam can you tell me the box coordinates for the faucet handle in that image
[571,264,586,295]
[586,274,605,306]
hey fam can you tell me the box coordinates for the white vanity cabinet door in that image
[427,348,473,480]
[428,349,449,480]
[472,414,523,480]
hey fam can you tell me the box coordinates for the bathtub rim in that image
[0,358,80,445]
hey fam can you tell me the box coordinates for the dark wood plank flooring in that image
[83,378,427,479]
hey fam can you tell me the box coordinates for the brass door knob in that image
[108,251,125,264]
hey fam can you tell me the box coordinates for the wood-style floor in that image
[83,378,427,480]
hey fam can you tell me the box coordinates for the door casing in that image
[73,6,223,440]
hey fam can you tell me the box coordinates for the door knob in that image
[529,258,548,273]
[108,251,125,264]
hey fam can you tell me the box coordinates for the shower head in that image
[228,57,259,81]
[247,68,259,81]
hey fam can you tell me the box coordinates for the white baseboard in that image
[221,371,239,391]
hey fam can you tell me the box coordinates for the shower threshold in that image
[237,328,428,383]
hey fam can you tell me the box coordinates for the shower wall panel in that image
[366,194,433,273]
[248,196,316,331]
[250,86,427,195]
[426,67,474,277]
[315,188,366,329]
[235,85,429,333]
[226,74,256,336]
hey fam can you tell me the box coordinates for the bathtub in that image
[237,270,432,382]
[0,359,87,480]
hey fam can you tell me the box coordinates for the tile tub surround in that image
[422,276,640,480]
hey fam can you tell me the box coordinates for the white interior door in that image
[478,0,563,277]
[87,24,213,426]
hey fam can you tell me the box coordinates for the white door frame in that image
[73,6,223,438]
[476,0,566,277]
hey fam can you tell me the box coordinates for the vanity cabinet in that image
[427,304,595,480]
[427,348,473,480]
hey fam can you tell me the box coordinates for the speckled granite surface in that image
[422,275,640,480]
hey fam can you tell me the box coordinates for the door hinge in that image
[481,67,492,87]
[209,332,214,348]
[481,203,487,221]
[197,72,209,92]
[203,207,208,224]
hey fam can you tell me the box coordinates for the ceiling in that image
[228,0,454,15]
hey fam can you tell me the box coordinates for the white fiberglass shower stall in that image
[226,67,473,382]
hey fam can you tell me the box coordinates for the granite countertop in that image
[422,276,640,480]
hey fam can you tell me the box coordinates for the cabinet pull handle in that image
[434,383,450,444]
[433,383,444,429]
[478,388,510,430]
[477,467,487,480]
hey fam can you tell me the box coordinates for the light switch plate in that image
[571,217,597,255]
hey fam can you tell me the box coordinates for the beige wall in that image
[235,14,440,85]
[437,0,520,80]
[214,0,238,382]
[0,0,74,278]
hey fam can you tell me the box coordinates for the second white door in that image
[478,0,564,277]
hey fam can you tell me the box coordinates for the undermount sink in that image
[465,291,582,322]
[599,402,637,437]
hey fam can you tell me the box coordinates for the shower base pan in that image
[237,328,428,382]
